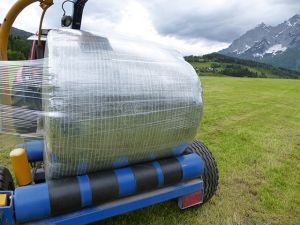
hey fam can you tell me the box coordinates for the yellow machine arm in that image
[0,0,53,60]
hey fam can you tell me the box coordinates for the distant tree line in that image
[221,64,259,78]
[185,53,300,79]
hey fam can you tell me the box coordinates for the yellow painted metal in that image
[38,1,53,46]
[0,194,7,207]
[10,148,32,186]
[0,0,53,60]
[0,0,38,60]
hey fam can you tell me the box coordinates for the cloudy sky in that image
[0,0,299,55]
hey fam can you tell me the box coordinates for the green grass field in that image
[0,77,299,225]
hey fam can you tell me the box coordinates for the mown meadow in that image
[0,76,299,225]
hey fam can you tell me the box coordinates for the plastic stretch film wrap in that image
[1,29,203,179]
[0,60,44,138]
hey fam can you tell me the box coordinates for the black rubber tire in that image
[0,166,15,191]
[185,140,218,203]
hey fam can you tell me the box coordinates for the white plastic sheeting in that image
[0,29,203,179]
[0,60,44,136]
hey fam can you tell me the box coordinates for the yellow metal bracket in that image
[0,194,7,207]
[38,0,53,46]
[10,148,32,186]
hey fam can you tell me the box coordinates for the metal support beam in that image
[33,179,203,225]
[72,0,88,30]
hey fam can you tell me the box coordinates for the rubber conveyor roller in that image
[14,153,204,223]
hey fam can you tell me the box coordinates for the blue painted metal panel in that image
[177,154,204,181]
[0,191,15,225]
[77,175,92,207]
[14,183,51,223]
[114,167,136,197]
[17,140,44,162]
[172,143,190,156]
[12,154,204,224]
[35,179,203,225]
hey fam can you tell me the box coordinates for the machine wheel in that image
[185,140,218,203]
[0,166,15,191]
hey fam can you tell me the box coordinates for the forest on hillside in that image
[185,53,300,79]
[7,34,31,60]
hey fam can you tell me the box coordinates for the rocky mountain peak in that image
[288,14,300,25]
[256,22,270,29]
[219,14,300,72]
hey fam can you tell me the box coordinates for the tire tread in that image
[0,166,15,191]
[185,140,218,203]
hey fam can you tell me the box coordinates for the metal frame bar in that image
[0,180,203,225]
[72,0,88,30]
[31,179,203,225]
[0,191,15,225]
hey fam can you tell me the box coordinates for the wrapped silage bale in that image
[43,29,203,179]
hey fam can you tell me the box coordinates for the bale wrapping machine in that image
[0,1,218,224]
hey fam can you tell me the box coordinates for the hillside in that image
[185,53,300,79]
[9,26,32,39]
[220,14,300,72]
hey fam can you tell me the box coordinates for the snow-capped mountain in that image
[219,14,300,72]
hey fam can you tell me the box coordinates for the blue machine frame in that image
[0,141,205,225]
[0,191,14,225]
[1,180,203,225]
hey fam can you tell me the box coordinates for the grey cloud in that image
[42,0,126,30]
[1,0,299,45]
[139,0,300,42]
[147,10,243,42]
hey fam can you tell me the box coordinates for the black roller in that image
[89,171,119,204]
[48,177,81,215]
[158,158,182,186]
[14,153,204,223]
[132,163,158,193]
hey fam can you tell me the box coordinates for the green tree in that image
[7,34,31,60]
[7,49,26,60]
